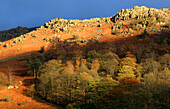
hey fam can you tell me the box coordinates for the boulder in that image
[14,86,19,88]
[7,85,14,89]
[4,43,9,47]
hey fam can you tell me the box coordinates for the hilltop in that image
[0,6,169,60]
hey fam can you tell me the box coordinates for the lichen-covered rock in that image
[4,43,9,47]
[44,37,49,42]
[13,40,18,43]
[91,36,101,40]
[95,29,103,32]
[97,24,102,27]
[60,26,68,32]
[111,28,118,35]
[128,28,134,33]
[105,18,111,23]
[14,86,19,88]
[123,34,128,37]
[7,85,14,89]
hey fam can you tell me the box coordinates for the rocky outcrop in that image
[112,6,169,23]
[40,17,111,31]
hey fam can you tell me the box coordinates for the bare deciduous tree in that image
[8,66,14,86]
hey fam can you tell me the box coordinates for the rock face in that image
[112,6,169,23]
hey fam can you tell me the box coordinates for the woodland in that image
[24,29,170,109]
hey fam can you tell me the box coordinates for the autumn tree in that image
[57,61,77,103]
[140,58,161,76]
[99,51,120,77]
[37,59,63,101]
[87,50,120,77]
[26,53,45,77]
[128,42,146,63]
[89,59,101,79]
[118,52,141,79]
[143,67,170,109]
[87,50,102,63]
[88,77,119,107]
[159,54,170,69]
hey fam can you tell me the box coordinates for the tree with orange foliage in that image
[118,76,141,91]
[91,59,100,71]
[118,52,141,80]
[118,57,137,78]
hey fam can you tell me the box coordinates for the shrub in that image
[87,50,102,62]
[137,29,150,39]
[0,72,8,86]
[111,29,118,35]
[58,17,61,20]
[32,35,37,37]
[43,37,49,42]
[72,35,79,39]
[131,25,140,31]
[27,84,36,98]
[39,46,45,53]
[2,96,14,102]
[165,22,170,29]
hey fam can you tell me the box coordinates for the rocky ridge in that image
[112,6,169,23]
[0,6,169,59]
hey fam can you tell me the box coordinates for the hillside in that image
[0,6,170,109]
[0,6,169,60]
[0,26,29,42]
